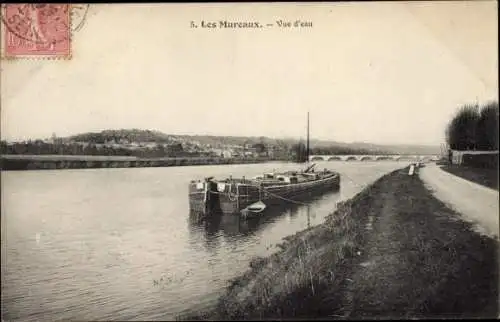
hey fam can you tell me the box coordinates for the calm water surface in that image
[1,161,405,321]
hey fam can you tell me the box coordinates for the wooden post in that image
[306,111,310,162]
[236,183,239,211]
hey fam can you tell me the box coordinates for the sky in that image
[1,1,498,145]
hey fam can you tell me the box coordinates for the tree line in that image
[446,101,499,151]
[0,141,198,158]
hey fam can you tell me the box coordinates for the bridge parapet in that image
[309,154,439,162]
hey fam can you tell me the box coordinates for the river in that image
[1,161,405,321]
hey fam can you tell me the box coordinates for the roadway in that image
[419,163,499,239]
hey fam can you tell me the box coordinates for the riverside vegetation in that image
[441,164,498,191]
[442,100,498,189]
[445,101,498,152]
[183,166,498,320]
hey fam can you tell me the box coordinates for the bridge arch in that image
[328,156,342,161]
[345,156,357,161]
[376,156,390,161]
[311,156,325,161]
[360,156,373,161]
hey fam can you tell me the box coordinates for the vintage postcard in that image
[1,2,498,321]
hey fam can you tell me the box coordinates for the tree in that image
[291,141,307,163]
[166,143,183,156]
[446,103,480,150]
[446,101,499,151]
[253,143,267,154]
[476,101,499,150]
[0,141,7,154]
[155,143,166,157]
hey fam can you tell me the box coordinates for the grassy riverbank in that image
[183,166,498,320]
[440,164,498,191]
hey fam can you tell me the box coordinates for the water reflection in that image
[188,192,333,247]
[187,213,223,252]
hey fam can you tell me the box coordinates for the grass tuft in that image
[440,164,498,190]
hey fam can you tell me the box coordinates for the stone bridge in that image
[308,155,441,162]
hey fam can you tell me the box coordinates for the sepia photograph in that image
[1,2,498,320]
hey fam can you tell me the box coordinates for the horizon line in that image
[1,128,442,147]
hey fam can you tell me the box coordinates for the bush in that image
[462,153,499,169]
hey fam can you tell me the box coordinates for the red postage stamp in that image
[1,4,71,59]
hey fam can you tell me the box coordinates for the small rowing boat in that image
[241,201,267,218]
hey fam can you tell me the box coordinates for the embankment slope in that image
[184,166,498,320]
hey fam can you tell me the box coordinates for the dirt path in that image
[419,164,499,239]
[343,167,498,319]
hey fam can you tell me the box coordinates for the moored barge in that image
[188,164,340,217]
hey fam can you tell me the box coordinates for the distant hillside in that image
[64,129,440,155]
[68,129,173,144]
[67,130,296,148]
